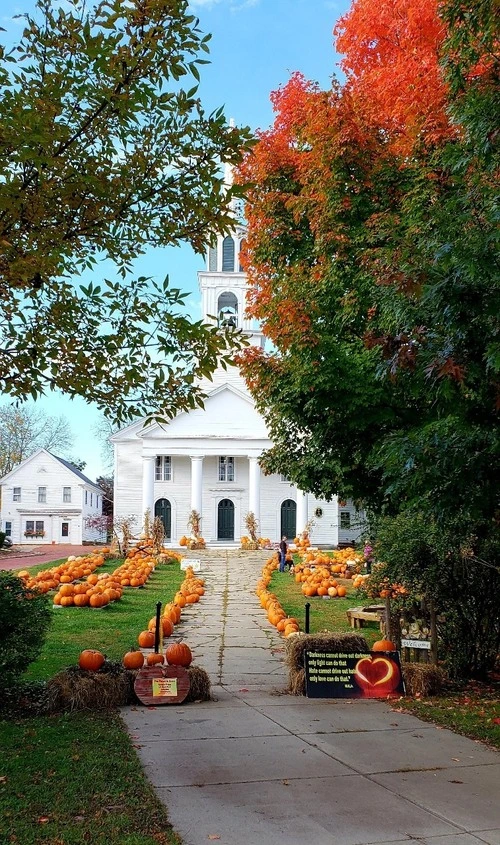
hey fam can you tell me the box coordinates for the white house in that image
[0,449,103,545]
[112,195,365,548]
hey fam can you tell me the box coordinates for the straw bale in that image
[185,665,212,702]
[285,631,369,671]
[285,631,369,695]
[47,663,136,712]
[402,662,445,697]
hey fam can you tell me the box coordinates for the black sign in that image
[304,651,405,698]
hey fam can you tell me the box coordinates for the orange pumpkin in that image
[146,652,165,666]
[122,649,145,670]
[78,649,105,671]
[165,641,192,667]
[372,639,397,652]
[138,630,155,648]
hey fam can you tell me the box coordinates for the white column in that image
[142,456,155,520]
[296,489,308,536]
[190,456,203,516]
[248,457,261,528]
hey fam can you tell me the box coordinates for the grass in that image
[0,711,181,845]
[397,683,500,749]
[25,558,185,680]
[270,568,382,648]
[269,568,500,749]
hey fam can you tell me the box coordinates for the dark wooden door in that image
[281,499,296,539]
[217,499,234,541]
[154,498,171,539]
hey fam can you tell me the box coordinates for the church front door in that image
[281,499,297,539]
[217,498,234,541]
[154,498,171,539]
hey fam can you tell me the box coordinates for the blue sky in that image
[1,0,350,480]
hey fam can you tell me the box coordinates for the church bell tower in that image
[198,160,265,350]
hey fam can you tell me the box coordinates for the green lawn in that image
[270,569,382,648]
[0,711,181,845]
[269,569,500,749]
[25,558,184,679]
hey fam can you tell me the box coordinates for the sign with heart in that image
[305,650,405,698]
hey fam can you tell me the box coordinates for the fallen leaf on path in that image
[208,835,220,840]
[238,688,249,692]
[449,780,464,784]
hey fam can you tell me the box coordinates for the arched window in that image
[222,236,235,271]
[208,244,217,272]
[217,291,238,328]
[239,239,246,272]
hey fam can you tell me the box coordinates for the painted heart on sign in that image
[354,655,400,696]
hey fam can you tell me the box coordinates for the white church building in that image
[112,204,364,548]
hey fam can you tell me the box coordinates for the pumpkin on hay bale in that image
[285,632,369,696]
[401,662,445,697]
[47,662,136,712]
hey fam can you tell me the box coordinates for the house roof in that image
[0,448,100,488]
[50,454,100,489]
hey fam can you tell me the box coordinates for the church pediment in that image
[140,384,269,440]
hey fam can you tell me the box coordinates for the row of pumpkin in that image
[256,554,301,637]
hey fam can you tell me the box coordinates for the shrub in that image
[0,531,6,548]
[374,511,500,681]
[0,571,52,688]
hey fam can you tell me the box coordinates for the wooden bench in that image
[346,605,385,632]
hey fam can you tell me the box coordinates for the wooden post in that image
[384,595,392,642]
[154,602,162,653]
[429,600,438,665]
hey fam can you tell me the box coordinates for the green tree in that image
[0,403,74,477]
[239,1,499,678]
[0,0,252,422]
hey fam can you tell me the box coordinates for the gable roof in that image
[0,448,100,488]
[50,454,100,488]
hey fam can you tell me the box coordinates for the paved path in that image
[121,550,499,845]
[0,544,97,570]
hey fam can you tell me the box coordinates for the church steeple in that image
[198,150,265,349]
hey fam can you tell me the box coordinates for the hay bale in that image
[285,631,369,695]
[402,662,445,697]
[47,662,135,712]
[185,665,212,702]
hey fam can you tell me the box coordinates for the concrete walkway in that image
[0,544,96,570]
[121,550,499,845]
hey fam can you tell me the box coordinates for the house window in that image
[38,486,47,503]
[85,491,88,505]
[13,487,21,502]
[25,520,44,537]
[96,495,99,508]
[63,486,71,503]
[155,456,172,481]
[340,511,351,530]
[90,493,93,506]
[219,456,235,482]
[5,521,12,537]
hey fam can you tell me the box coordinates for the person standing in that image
[279,535,288,572]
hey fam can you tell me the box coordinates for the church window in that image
[222,236,235,271]
[155,456,172,481]
[239,239,246,272]
[219,456,234,482]
[208,244,217,272]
